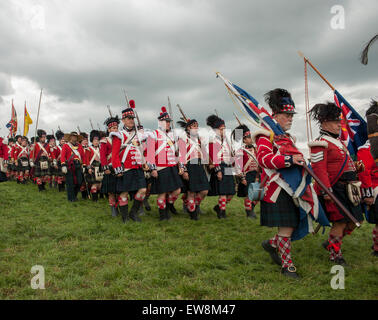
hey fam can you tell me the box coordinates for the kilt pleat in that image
[116,168,146,193]
[182,163,210,193]
[150,166,183,194]
[260,189,300,228]
[208,163,236,196]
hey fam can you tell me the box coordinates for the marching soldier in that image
[86,130,103,202]
[146,106,184,221]
[357,100,378,257]
[14,136,30,184]
[10,135,22,181]
[309,102,364,265]
[207,114,235,219]
[101,116,120,216]
[255,88,304,278]
[177,114,209,220]
[6,138,14,180]
[233,124,260,219]
[61,132,86,202]
[0,137,9,182]
[46,134,57,188]
[111,100,148,223]
[54,130,66,192]
[30,130,53,191]
[80,132,90,199]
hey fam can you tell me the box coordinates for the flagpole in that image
[34,89,43,139]
[298,51,335,91]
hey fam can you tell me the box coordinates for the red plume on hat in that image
[129,100,135,109]
[158,106,171,121]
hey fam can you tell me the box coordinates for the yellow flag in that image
[23,102,33,136]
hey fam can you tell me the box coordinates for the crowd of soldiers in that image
[0,89,377,279]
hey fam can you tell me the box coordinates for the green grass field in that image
[0,181,377,300]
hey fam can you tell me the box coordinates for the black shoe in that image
[220,210,226,219]
[262,240,281,266]
[129,200,142,222]
[167,203,178,215]
[143,198,151,211]
[189,211,194,220]
[99,193,104,199]
[371,250,378,257]
[281,266,300,279]
[119,205,129,223]
[332,257,348,266]
[38,184,43,192]
[193,206,199,221]
[165,207,171,220]
[322,239,329,251]
[213,204,220,215]
[81,191,88,199]
[246,210,254,219]
[92,193,98,202]
[111,206,118,217]
[159,208,166,221]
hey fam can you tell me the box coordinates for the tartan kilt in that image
[237,170,258,197]
[208,163,236,196]
[116,168,146,193]
[55,161,64,176]
[150,166,183,194]
[0,171,7,182]
[34,156,50,177]
[181,163,210,193]
[17,157,30,172]
[86,161,102,184]
[319,181,364,223]
[367,197,378,224]
[260,189,300,228]
[101,173,117,194]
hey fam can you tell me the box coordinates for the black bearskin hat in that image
[122,99,136,119]
[366,99,378,117]
[206,114,225,129]
[158,106,172,121]
[231,124,251,141]
[55,130,65,141]
[177,118,197,130]
[90,130,100,143]
[8,138,15,144]
[80,132,88,140]
[46,135,55,143]
[309,102,341,123]
[264,88,296,115]
[37,129,46,138]
[104,115,120,130]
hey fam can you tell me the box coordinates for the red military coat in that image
[61,142,86,166]
[208,134,233,168]
[86,145,101,168]
[100,136,112,170]
[0,138,9,160]
[357,142,378,198]
[253,128,299,203]
[309,133,356,221]
[111,129,145,174]
[146,129,178,170]
[234,145,259,176]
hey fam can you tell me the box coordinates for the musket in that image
[233,112,242,126]
[123,89,130,107]
[77,126,81,133]
[89,119,94,130]
[58,126,62,131]
[107,105,113,117]
[168,96,179,155]
[97,123,101,131]
[214,109,219,117]
[177,104,188,122]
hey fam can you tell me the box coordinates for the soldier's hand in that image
[364,197,374,206]
[142,164,149,171]
[105,169,111,175]
[292,154,304,166]
[241,178,247,186]
[183,172,189,181]
[88,168,93,174]
[323,194,334,202]
[217,171,223,181]
[30,161,34,168]
[117,173,123,177]
[151,170,158,178]
[178,167,184,175]
[62,166,67,174]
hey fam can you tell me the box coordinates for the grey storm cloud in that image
[0,0,377,144]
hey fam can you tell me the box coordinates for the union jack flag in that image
[334,90,367,158]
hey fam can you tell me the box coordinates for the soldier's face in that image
[122,117,135,129]
[321,120,341,135]
[21,139,27,147]
[109,125,118,133]
[82,139,88,146]
[243,136,253,146]
[217,125,226,137]
[188,123,199,136]
[40,135,46,143]
[92,138,99,147]
[274,113,294,131]
[60,139,66,145]
[71,136,78,144]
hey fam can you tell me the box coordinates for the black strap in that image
[330,153,348,186]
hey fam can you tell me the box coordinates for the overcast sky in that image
[0,0,377,153]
